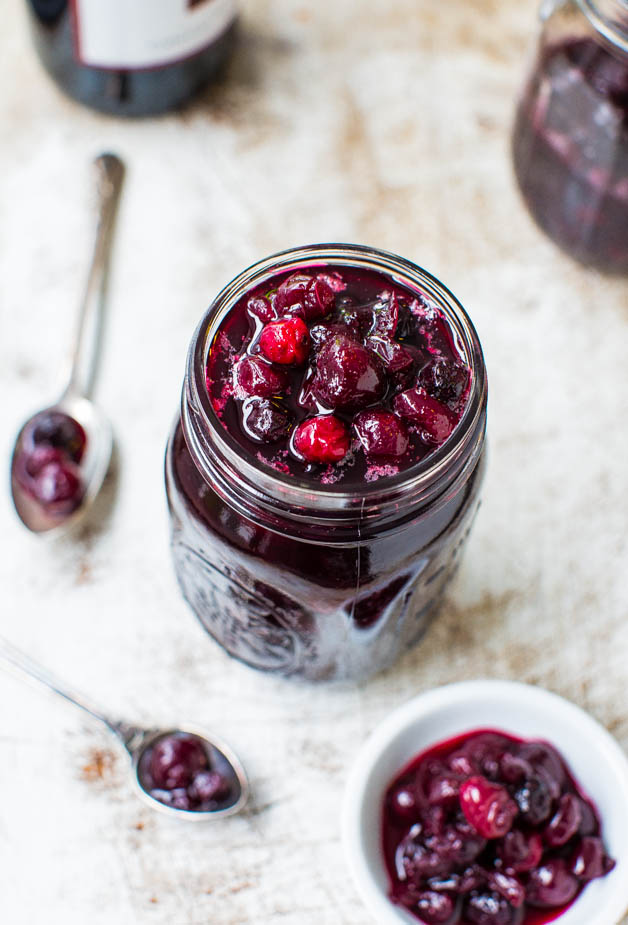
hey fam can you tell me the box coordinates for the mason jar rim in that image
[182,243,487,531]
[575,0,628,53]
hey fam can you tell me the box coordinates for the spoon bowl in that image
[11,396,113,535]
[0,636,249,820]
[131,725,249,820]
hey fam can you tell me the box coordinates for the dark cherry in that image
[498,831,543,873]
[367,291,399,338]
[415,891,456,924]
[488,871,525,908]
[570,836,616,881]
[419,357,469,407]
[233,355,287,399]
[149,733,208,790]
[23,444,66,478]
[466,892,521,925]
[393,387,457,445]
[241,398,292,444]
[26,409,87,463]
[258,317,310,365]
[273,272,335,321]
[366,337,421,390]
[526,859,580,908]
[33,460,82,510]
[292,415,350,464]
[545,793,582,847]
[247,295,276,324]
[459,776,518,839]
[390,785,420,820]
[353,410,409,458]
[512,775,553,826]
[150,787,193,810]
[187,769,229,803]
[309,321,360,350]
[311,335,385,411]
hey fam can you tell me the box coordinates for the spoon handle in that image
[0,635,143,751]
[64,153,125,400]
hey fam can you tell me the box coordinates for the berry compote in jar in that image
[513,0,628,273]
[165,245,487,681]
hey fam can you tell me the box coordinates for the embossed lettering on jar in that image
[513,0,628,273]
[165,245,487,681]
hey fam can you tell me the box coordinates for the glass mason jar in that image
[165,245,488,682]
[513,0,628,273]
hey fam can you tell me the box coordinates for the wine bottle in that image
[27,0,238,116]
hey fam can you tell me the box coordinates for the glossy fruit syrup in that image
[138,733,241,813]
[206,266,471,485]
[513,37,628,273]
[383,729,615,925]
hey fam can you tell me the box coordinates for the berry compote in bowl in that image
[165,244,487,681]
[512,0,628,273]
[343,681,628,925]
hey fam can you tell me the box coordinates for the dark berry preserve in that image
[26,0,237,116]
[11,408,87,530]
[165,245,487,681]
[137,732,241,813]
[512,1,628,273]
[383,729,615,925]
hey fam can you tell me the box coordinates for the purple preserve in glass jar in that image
[165,245,487,681]
[513,0,628,273]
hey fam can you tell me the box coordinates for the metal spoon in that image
[10,153,124,535]
[0,636,249,820]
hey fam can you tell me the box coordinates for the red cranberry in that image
[465,892,520,925]
[393,387,457,446]
[32,460,83,511]
[188,769,229,803]
[498,830,543,873]
[353,410,409,458]
[545,792,582,847]
[526,859,580,908]
[258,317,310,365]
[459,776,518,839]
[419,357,469,406]
[570,836,616,881]
[233,355,287,398]
[241,398,292,443]
[415,891,456,924]
[311,335,385,410]
[292,415,350,464]
[247,295,276,324]
[149,734,208,790]
[27,410,87,463]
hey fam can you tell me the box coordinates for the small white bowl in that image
[342,680,628,925]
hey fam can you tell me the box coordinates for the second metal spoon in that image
[0,636,249,820]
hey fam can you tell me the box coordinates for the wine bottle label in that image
[72,0,237,70]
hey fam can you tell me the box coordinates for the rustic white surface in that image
[1,1,628,922]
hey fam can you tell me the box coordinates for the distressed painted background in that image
[1,1,627,922]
